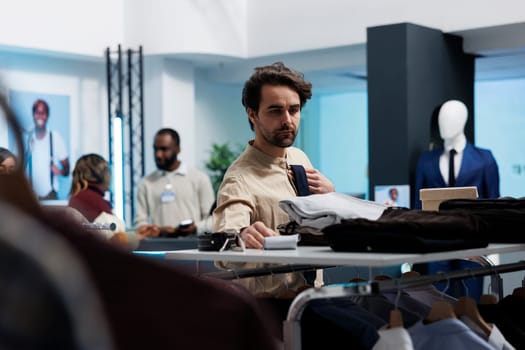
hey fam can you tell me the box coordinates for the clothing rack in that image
[200,264,334,280]
[283,259,525,350]
[201,256,503,298]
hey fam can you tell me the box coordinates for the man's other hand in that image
[305,168,335,194]
[136,224,161,238]
[239,221,278,249]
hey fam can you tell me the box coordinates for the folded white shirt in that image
[279,192,387,229]
[264,234,299,250]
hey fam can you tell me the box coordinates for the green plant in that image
[205,142,242,194]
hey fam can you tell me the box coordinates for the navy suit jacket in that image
[414,143,500,208]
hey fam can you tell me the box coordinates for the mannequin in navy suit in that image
[413,100,500,301]
[414,100,500,209]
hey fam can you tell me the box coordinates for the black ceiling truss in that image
[106,45,144,224]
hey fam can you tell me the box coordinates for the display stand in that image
[162,244,525,350]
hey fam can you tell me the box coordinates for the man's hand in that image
[239,221,279,249]
[136,224,161,238]
[305,168,335,194]
[159,226,177,237]
[176,223,197,237]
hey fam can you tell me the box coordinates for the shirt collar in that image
[161,162,188,176]
[246,140,289,168]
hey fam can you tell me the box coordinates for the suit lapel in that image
[456,143,474,185]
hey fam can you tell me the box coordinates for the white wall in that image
[0,0,124,57]
[142,56,164,173]
[194,76,252,170]
[161,59,196,167]
[142,57,201,173]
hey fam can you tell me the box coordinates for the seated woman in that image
[68,153,113,222]
[0,147,16,174]
[68,153,133,248]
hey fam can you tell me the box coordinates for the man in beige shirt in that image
[135,128,215,238]
[213,62,335,319]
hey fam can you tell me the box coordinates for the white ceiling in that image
[194,22,525,94]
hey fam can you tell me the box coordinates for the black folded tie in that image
[449,149,457,187]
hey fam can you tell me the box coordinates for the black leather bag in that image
[198,232,238,251]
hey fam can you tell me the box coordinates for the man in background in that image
[26,99,69,200]
[134,128,215,238]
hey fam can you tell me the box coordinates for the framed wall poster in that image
[8,90,71,202]
[374,184,410,208]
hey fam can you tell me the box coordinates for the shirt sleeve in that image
[372,326,414,350]
[487,324,516,350]
[213,175,254,233]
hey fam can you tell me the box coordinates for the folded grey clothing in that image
[279,192,387,229]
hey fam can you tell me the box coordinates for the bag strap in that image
[289,164,316,284]
[290,164,310,196]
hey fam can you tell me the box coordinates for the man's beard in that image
[264,126,297,148]
[155,154,177,171]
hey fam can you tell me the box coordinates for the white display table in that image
[163,243,525,267]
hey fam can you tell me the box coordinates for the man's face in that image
[33,102,49,129]
[249,85,300,148]
[153,133,179,171]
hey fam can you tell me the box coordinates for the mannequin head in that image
[438,100,468,141]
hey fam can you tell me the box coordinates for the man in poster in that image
[26,99,70,200]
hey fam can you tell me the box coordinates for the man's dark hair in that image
[242,62,312,131]
[156,128,180,146]
[32,99,50,116]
